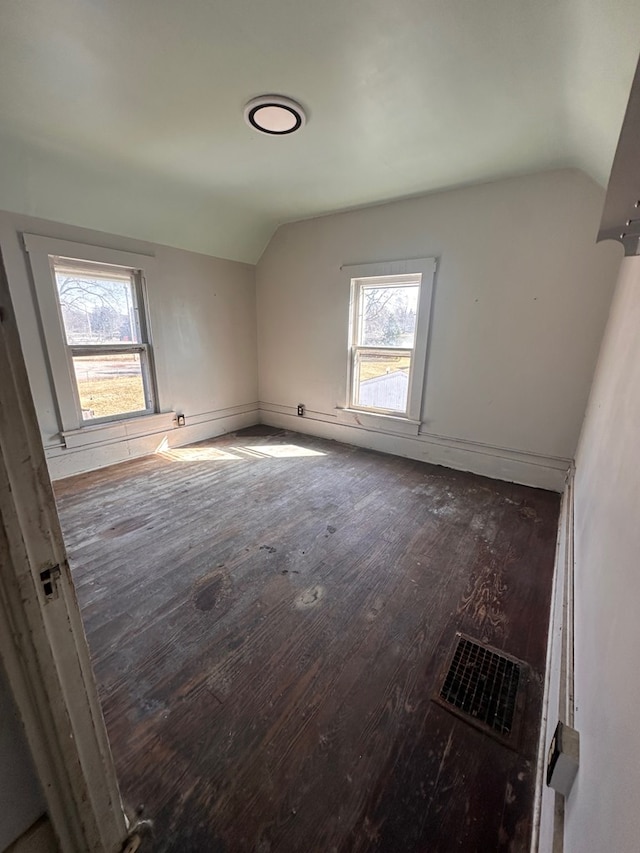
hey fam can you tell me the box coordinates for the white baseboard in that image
[532,468,575,853]
[46,404,259,479]
[44,396,571,490]
[259,403,570,492]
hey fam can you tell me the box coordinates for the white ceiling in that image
[0,0,638,262]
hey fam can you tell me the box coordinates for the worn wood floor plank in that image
[53,432,559,852]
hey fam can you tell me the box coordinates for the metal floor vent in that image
[436,634,525,741]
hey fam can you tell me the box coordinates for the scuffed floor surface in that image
[54,431,560,852]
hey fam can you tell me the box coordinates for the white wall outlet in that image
[546,721,579,797]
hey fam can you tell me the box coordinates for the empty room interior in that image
[1,3,640,852]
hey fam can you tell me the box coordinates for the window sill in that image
[335,407,421,436]
[62,411,176,449]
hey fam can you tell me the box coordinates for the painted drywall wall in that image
[256,169,620,488]
[0,210,258,478]
[567,255,640,852]
[0,663,46,851]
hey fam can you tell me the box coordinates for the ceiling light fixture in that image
[244,95,306,136]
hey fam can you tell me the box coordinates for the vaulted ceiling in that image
[0,0,638,262]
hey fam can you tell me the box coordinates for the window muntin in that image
[350,275,422,416]
[51,257,155,423]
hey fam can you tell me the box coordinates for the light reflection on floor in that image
[155,437,325,463]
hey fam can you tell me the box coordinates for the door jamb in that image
[0,249,129,852]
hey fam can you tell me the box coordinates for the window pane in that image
[360,284,419,347]
[355,352,411,412]
[73,354,147,420]
[55,266,140,345]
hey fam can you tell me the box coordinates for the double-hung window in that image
[52,258,154,422]
[345,258,436,424]
[24,235,157,432]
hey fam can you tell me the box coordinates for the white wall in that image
[0,210,259,478]
[566,255,640,852]
[256,169,620,489]
[0,663,46,851]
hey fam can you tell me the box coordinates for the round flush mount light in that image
[244,95,306,135]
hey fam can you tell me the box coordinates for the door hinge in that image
[40,565,62,601]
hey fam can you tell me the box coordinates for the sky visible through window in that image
[353,281,420,413]
[360,283,419,349]
[54,263,147,420]
[55,267,138,346]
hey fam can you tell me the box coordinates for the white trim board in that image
[0,245,128,851]
[22,233,156,273]
[258,403,570,492]
[62,411,177,449]
[48,403,259,480]
[343,257,436,424]
[23,233,159,435]
[532,468,575,853]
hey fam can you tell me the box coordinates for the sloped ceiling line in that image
[0,0,638,263]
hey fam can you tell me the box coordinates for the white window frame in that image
[343,257,436,426]
[24,234,158,434]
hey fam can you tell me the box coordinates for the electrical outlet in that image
[546,721,579,796]
[177,414,186,426]
[297,404,305,416]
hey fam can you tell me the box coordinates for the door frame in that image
[0,249,129,852]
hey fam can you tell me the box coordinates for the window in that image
[52,258,154,422]
[24,235,158,433]
[345,258,435,424]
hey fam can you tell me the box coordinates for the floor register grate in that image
[436,634,526,742]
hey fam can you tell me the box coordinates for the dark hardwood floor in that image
[53,429,560,852]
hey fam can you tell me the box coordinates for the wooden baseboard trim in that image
[258,403,570,492]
